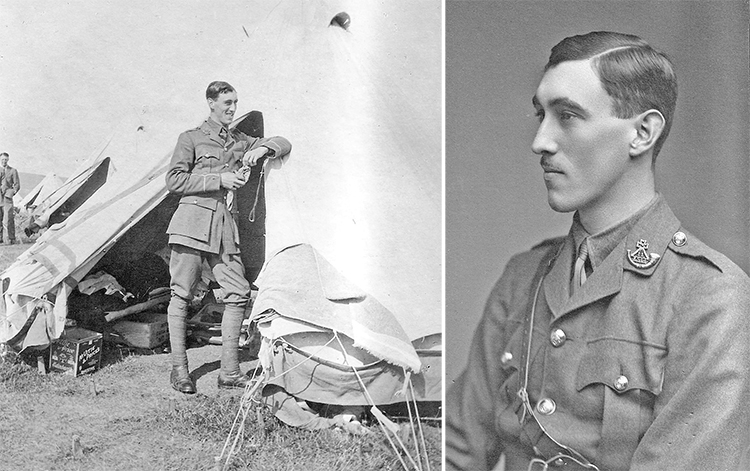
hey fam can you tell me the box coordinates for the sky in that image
[1,1,440,178]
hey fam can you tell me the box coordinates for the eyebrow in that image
[532,95,590,118]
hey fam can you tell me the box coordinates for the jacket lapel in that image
[547,195,680,320]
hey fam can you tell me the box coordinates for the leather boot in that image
[170,366,196,394]
[217,370,252,389]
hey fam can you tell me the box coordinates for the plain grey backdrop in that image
[446,0,750,385]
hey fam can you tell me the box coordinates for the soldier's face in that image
[0,155,8,167]
[208,91,238,126]
[531,59,635,216]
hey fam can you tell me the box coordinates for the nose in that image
[531,118,557,155]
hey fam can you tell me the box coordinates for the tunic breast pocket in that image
[576,338,666,445]
[576,338,665,396]
[195,144,220,164]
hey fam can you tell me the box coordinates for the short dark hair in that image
[0,153,8,158]
[205,81,236,100]
[546,31,677,159]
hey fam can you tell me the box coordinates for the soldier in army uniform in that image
[0,152,20,244]
[447,32,750,470]
[165,81,291,394]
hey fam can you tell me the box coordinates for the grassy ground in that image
[0,242,443,470]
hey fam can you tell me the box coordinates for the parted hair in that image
[546,31,677,159]
[205,81,236,101]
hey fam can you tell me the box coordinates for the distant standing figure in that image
[164,81,292,394]
[0,152,20,244]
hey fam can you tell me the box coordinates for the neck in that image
[579,167,655,234]
[209,116,228,129]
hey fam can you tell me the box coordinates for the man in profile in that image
[447,31,750,471]
[0,152,20,245]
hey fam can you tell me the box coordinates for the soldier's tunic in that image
[447,194,750,471]
[0,163,20,243]
[165,117,292,304]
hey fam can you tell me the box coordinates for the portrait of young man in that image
[445,2,750,470]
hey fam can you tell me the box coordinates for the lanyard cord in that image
[516,244,600,471]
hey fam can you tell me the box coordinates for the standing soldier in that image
[0,152,20,245]
[165,81,291,394]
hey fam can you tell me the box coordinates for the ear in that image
[207,98,216,111]
[629,109,665,157]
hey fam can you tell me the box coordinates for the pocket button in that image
[614,375,629,392]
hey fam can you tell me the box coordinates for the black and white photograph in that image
[2,1,750,470]
[0,1,442,469]
[446,1,749,470]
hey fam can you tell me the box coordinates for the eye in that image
[534,109,545,122]
[558,110,577,121]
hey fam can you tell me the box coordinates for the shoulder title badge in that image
[627,239,661,269]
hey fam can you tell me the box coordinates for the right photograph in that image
[445,1,750,470]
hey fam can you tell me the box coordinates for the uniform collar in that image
[571,194,659,270]
[201,118,234,146]
[545,193,681,320]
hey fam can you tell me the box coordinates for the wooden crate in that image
[49,327,103,377]
[111,312,169,349]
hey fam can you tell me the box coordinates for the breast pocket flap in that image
[576,339,666,396]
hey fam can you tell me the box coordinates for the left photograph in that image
[0,2,443,470]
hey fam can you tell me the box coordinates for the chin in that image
[546,193,576,214]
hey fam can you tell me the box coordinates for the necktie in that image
[219,127,228,141]
[573,239,592,291]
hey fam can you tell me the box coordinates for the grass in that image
[0,240,443,471]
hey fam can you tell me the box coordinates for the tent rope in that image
[410,379,431,471]
[332,331,421,471]
[215,333,340,469]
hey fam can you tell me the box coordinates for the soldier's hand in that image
[220,172,245,190]
[243,147,269,167]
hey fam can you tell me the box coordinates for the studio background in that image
[446,0,750,384]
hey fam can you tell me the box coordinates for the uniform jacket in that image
[165,118,291,254]
[0,165,20,202]
[447,195,750,471]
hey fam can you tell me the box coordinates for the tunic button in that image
[614,375,629,392]
[500,351,513,365]
[553,458,566,467]
[550,328,566,347]
[672,231,687,247]
[536,398,556,415]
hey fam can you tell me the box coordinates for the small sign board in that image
[49,327,103,377]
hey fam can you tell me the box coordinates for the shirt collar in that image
[570,193,660,269]
[206,117,230,135]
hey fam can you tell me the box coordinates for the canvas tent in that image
[15,172,65,211]
[22,156,112,237]
[0,0,441,425]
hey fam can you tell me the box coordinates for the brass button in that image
[553,458,566,467]
[550,328,566,347]
[672,231,687,247]
[536,398,556,415]
[500,351,513,365]
[614,375,629,392]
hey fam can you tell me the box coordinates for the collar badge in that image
[627,239,661,269]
